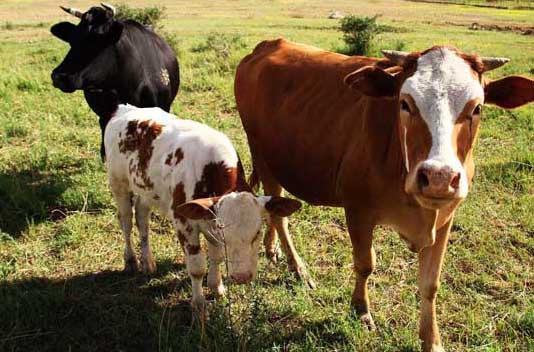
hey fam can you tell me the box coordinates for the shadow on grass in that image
[0,257,357,352]
[0,167,77,237]
[0,259,192,352]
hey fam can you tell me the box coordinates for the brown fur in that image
[119,119,163,189]
[234,39,507,350]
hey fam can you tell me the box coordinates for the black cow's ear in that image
[51,22,76,43]
[97,21,123,45]
[108,21,124,44]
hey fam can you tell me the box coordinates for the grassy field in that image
[0,1,533,351]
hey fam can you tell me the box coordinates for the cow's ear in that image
[259,196,301,217]
[174,197,220,220]
[105,21,123,44]
[344,66,397,97]
[93,21,123,45]
[484,75,534,109]
[51,22,76,43]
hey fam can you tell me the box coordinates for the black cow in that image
[50,3,180,159]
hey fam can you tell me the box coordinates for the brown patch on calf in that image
[118,120,164,189]
[186,244,201,255]
[171,182,187,223]
[193,161,239,199]
[165,148,184,166]
[177,230,187,248]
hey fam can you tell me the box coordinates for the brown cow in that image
[234,38,534,352]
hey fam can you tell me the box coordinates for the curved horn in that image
[101,2,116,15]
[382,50,409,64]
[60,5,83,18]
[481,57,510,72]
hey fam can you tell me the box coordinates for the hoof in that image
[422,343,445,352]
[266,246,282,264]
[209,282,226,298]
[191,297,206,320]
[292,266,316,289]
[124,257,140,273]
[142,258,157,275]
[359,312,376,331]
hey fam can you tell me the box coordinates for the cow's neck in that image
[368,98,442,249]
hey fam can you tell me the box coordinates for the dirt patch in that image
[467,22,534,35]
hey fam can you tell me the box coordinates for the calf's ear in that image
[174,197,220,220]
[344,66,397,97]
[260,196,302,217]
[51,22,76,43]
[484,75,534,109]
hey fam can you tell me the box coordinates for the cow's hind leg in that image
[135,197,156,274]
[257,165,315,288]
[111,186,139,272]
[345,208,376,330]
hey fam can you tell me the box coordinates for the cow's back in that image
[117,21,179,110]
[235,39,395,205]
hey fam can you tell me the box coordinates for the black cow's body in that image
[51,4,179,158]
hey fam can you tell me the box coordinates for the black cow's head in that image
[51,3,123,93]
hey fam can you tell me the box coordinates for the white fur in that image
[400,48,483,197]
[104,104,273,307]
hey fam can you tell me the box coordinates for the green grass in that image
[0,1,533,351]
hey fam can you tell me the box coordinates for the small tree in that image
[115,4,165,28]
[339,15,380,56]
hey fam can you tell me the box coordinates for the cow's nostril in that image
[450,172,461,189]
[417,169,430,189]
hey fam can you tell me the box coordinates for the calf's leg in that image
[345,208,376,330]
[418,219,452,352]
[135,197,156,274]
[207,242,226,297]
[176,224,206,311]
[112,189,138,272]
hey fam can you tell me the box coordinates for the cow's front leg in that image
[418,219,452,352]
[345,208,376,330]
[207,242,225,297]
[135,197,156,274]
[177,226,206,312]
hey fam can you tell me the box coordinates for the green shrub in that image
[114,4,180,54]
[339,15,380,56]
[115,4,165,28]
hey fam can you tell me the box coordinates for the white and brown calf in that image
[104,104,301,309]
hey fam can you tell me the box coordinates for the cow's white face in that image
[345,46,534,209]
[400,48,484,209]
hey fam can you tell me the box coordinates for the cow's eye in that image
[400,100,411,114]
[473,104,482,115]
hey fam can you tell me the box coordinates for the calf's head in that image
[345,46,534,209]
[50,3,122,93]
[175,192,301,284]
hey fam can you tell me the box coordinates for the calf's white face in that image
[176,192,301,284]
